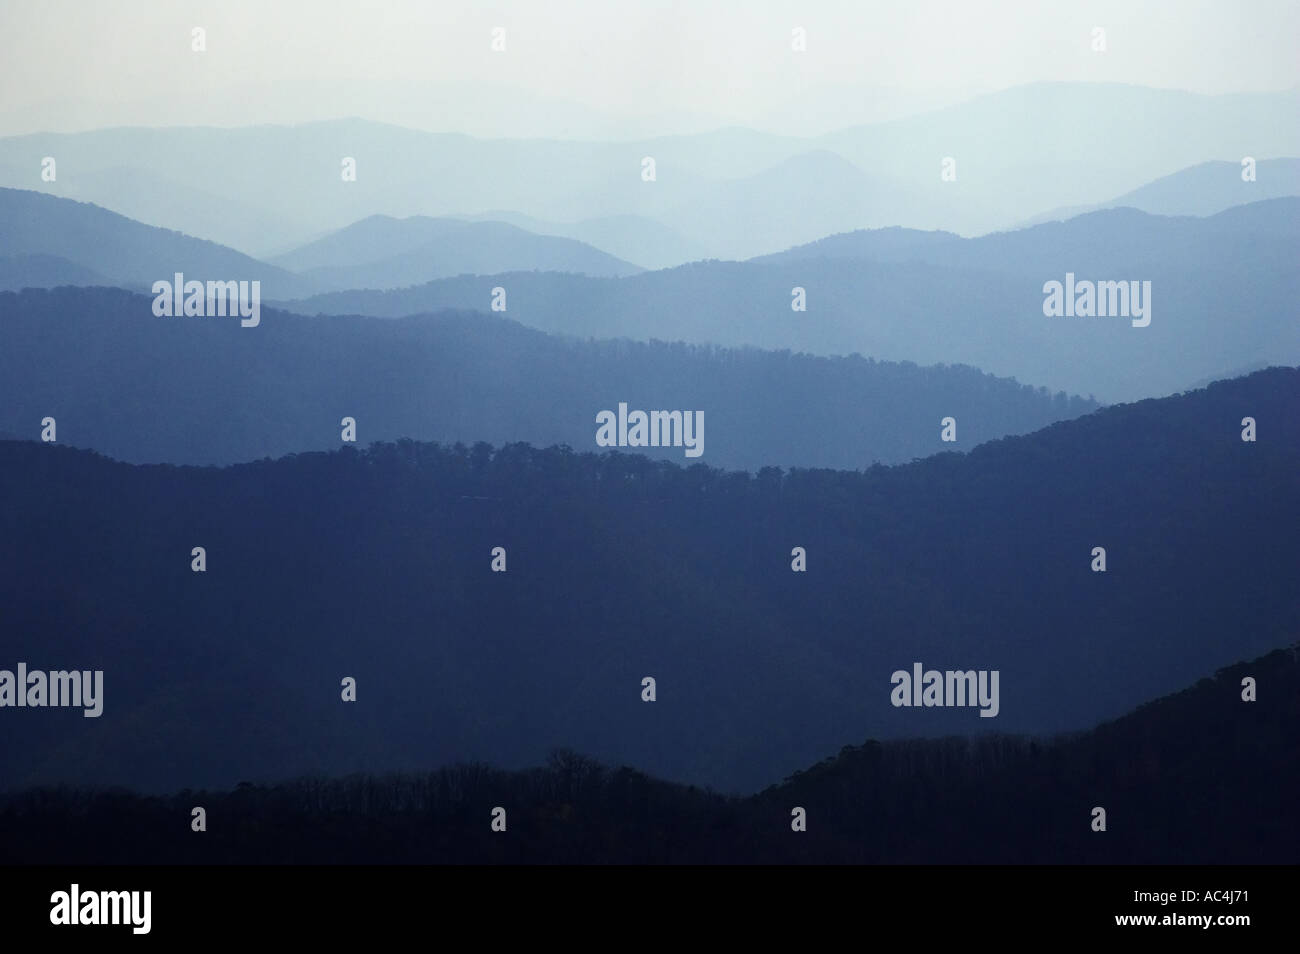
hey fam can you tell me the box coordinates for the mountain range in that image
[3,84,1296,259]
[0,285,1095,470]
[281,199,1300,403]
[267,214,643,288]
[4,642,1294,863]
[1024,157,1300,224]
[1,367,1295,794]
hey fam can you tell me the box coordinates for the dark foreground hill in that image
[0,368,1296,794]
[1,644,1294,864]
[0,285,1095,471]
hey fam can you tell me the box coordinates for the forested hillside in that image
[1,368,1295,795]
[0,285,1095,470]
[2,644,1293,864]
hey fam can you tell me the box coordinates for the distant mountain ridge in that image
[270,214,643,288]
[280,200,1300,404]
[3,84,1295,257]
[463,210,710,270]
[0,187,319,299]
[0,189,649,299]
[755,197,1300,269]
[0,252,112,291]
[0,285,1096,470]
[1023,157,1300,225]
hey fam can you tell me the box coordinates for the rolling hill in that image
[281,201,1300,403]
[0,252,111,290]
[0,187,319,299]
[4,85,1295,258]
[270,214,643,288]
[3,643,1293,863]
[1024,157,1300,225]
[0,367,1295,795]
[0,285,1096,470]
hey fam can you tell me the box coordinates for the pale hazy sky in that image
[1,0,1297,138]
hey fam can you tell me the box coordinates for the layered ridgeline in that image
[4,186,1294,406]
[0,368,1296,795]
[281,200,1300,403]
[0,189,639,296]
[267,214,643,289]
[0,286,1095,471]
[3,645,1294,864]
[1023,157,1300,225]
[0,187,318,299]
[3,85,1297,256]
